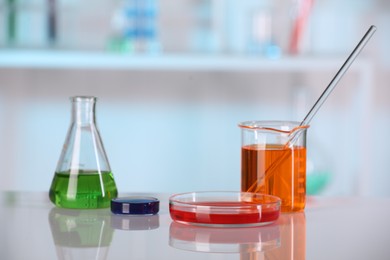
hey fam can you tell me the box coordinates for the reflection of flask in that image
[48,208,114,260]
[49,96,118,209]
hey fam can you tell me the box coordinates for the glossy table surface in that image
[1,192,389,260]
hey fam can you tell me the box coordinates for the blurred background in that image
[0,0,388,196]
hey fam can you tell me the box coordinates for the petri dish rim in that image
[169,191,281,227]
[169,191,280,208]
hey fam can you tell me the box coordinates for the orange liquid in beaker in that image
[241,144,306,212]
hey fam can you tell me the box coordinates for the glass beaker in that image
[239,121,309,212]
[49,96,118,209]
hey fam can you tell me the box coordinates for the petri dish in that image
[169,191,280,227]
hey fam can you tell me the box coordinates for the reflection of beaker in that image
[49,96,118,209]
[169,222,280,254]
[261,213,306,260]
[48,208,114,260]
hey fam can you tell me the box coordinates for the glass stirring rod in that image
[288,25,377,146]
[300,25,377,127]
[247,25,377,194]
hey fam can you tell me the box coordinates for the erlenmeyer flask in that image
[49,96,118,209]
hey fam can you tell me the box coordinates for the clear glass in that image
[169,191,281,227]
[239,213,306,259]
[49,96,118,209]
[49,208,114,259]
[169,221,280,253]
[239,121,309,212]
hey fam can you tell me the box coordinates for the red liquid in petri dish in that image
[170,201,279,226]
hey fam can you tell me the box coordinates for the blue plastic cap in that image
[111,197,159,215]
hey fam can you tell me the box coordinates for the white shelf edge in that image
[0,50,372,71]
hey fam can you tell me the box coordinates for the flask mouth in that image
[70,96,97,102]
[70,96,97,124]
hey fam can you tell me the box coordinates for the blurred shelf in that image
[0,50,372,71]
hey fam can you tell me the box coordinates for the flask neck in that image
[71,96,97,124]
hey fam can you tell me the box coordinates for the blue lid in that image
[111,197,159,215]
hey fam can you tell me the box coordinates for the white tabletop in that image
[1,192,389,260]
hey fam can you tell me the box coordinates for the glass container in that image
[239,121,309,212]
[169,221,280,253]
[48,208,114,260]
[49,96,118,209]
[169,191,280,227]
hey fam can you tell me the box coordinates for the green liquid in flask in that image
[49,170,118,209]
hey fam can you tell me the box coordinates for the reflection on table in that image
[48,208,160,260]
[169,221,280,254]
[49,208,114,260]
[169,213,305,259]
[243,213,306,260]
